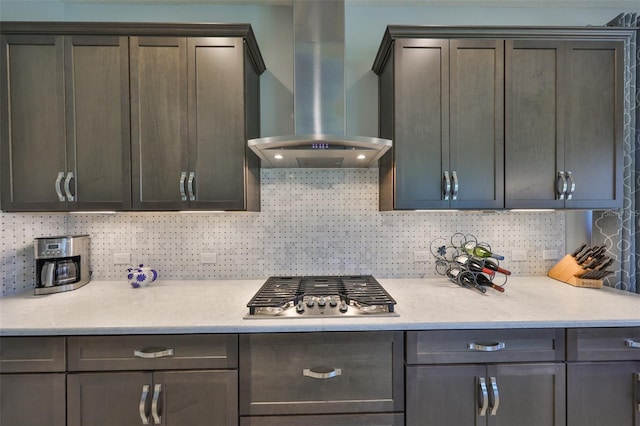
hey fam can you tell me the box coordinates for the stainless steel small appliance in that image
[34,235,91,295]
[245,275,397,319]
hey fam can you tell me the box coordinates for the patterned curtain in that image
[592,13,638,293]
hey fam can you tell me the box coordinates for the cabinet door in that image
[0,373,66,426]
[567,362,640,426]
[488,363,566,426]
[449,39,504,209]
[188,37,247,210]
[66,35,131,210]
[406,364,486,426]
[505,40,564,209]
[130,36,188,210]
[0,35,67,211]
[155,370,238,426]
[67,371,152,426]
[563,41,623,209]
[393,39,449,209]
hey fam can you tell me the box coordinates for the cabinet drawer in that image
[0,336,66,373]
[240,413,405,426]
[68,334,238,371]
[567,327,640,361]
[407,328,565,364]
[239,331,404,416]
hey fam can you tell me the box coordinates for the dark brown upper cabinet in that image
[1,23,264,212]
[505,39,624,209]
[130,35,262,211]
[1,33,131,211]
[373,26,630,211]
[375,36,504,210]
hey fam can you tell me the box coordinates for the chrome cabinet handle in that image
[55,172,66,201]
[557,171,567,200]
[565,170,575,200]
[303,367,342,379]
[187,172,195,201]
[635,372,640,413]
[64,171,74,202]
[478,377,489,416]
[151,384,162,424]
[134,347,174,359]
[443,171,451,201]
[489,376,500,415]
[451,170,459,200]
[179,172,187,201]
[468,342,506,352]
[626,339,640,349]
[139,384,150,425]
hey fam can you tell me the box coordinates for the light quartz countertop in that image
[1,277,639,336]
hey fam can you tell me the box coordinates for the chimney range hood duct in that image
[248,0,392,168]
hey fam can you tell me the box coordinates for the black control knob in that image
[296,302,305,313]
[317,297,326,307]
[306,298,315,308]
[339,302,348,313]
[329,297,338,307]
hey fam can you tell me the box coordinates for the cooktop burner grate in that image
[246,275,396,316]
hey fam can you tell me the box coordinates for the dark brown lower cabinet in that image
[566,327,640,426]
[567,362,640,426]
[239,331,404,422]
[406,363,565,426]
[0,373,66,426]
[67,370,237,426]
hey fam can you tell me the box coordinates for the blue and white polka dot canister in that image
[127,264,158,288]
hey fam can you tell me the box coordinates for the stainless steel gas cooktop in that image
[245,275,397,319]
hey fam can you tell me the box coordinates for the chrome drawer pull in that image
[468,342,506,352]
[134,347,174,359]
[151,384,162,424]
[139,384,150,425]
[489,376,500,416]
[626,339,640,349]
[478,377,488,416]
[55,172,66,201]
[303,367,342,379]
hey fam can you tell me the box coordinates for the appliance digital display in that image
[47,244,59,249]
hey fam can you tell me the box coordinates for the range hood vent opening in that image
[248,0,392,168]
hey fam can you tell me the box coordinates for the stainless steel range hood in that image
[248,0,392,168]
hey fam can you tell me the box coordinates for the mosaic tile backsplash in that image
[1,169,565,296]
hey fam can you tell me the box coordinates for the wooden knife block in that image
[547,255,603,288]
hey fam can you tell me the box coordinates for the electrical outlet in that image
[512,250,527,261]
[113,253,130,264]
[413,250,430,263]
[201,252,217,264]
[543,250,559,260]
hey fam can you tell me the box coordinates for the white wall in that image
[0,1,630,294]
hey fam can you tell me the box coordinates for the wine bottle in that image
[446,267,487,293]
[454,254,496,276]
[464,243,505,261]
[481,258,511,276]
[475,273,505,292]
